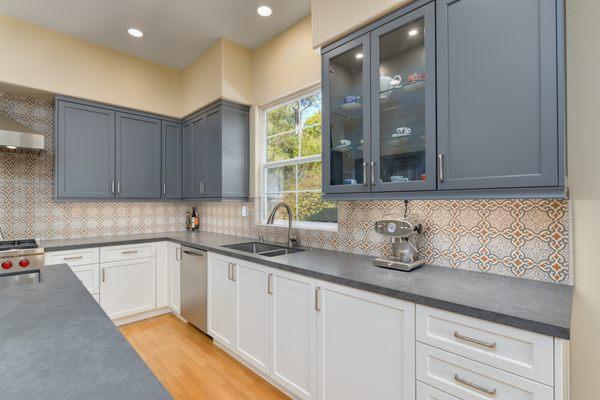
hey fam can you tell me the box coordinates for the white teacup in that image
[380,75,402,100]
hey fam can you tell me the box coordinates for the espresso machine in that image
[373,218,425,271]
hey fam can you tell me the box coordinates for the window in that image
[262,90,338,228]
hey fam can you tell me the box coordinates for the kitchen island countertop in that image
[0,264,171,400]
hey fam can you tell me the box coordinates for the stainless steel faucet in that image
[266,202,298,247]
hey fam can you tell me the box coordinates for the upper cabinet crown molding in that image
[321,0,566,201]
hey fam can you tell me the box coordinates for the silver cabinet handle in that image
[454,374,497,396]
[163,183,167,195]
[454,331,497,350]
[117,181,121,194]
[363,162,368,186]
[63,256,84,261]
[315,287,322,311]
[267,273,273,294]
[370,161,376,185]
[121,250,138,255]
[438,153,444,182]
[102,268,106,282]
[111,181,115,194]
[175,247,182,261]
[227,263,233,280]
[231,264,237,281]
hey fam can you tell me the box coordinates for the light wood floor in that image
[119,313,289,400]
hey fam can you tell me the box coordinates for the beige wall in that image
[181,40,223,117]
[181,38,253,117]
[249,16,321,197]
[0,14,182,117]
[221,39,253,106]
[311,0,413,48]
[566,0,600,397]
[251,17,320,106]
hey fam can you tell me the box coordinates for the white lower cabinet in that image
[207,253,237,350]
[317,281,415,400]
[235,261,271,374]
[167,242,181,314]
[100,257,157,319]
[416,343,554,400]
[270,269,317,400]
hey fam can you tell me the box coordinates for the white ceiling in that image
[0,0,310,69]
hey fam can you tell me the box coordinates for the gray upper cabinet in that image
[182,100,249,201]
[183,116,207,199]
[370,2,436,192]
[321,0,564,199]
[56,100,115,199]
[162,121,183,199]
[436,0,559,190]
[115,112,162,198]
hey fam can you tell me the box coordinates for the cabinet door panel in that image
[235,262,270,374]
[56,101,115,198]
[183,117,207,198]
[317,281,415,400]
[204,110,222,198]
[207,254,236,350]
[370,2,436,192]
[270,270,317,399]
[100,257,156,320]
[161,121,182,199]
[167,243,181,314]
[437,0,558,189]
[116,112,162,198]
[322,34,371,194]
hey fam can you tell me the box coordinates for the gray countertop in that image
[0,264,171,400]
[41,231,574,339]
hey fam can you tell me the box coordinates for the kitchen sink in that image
[223,242,305,257]
[0,269,42,289]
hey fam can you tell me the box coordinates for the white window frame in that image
[260,87,338,231]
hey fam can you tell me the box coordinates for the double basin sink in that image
[223,242,304,258]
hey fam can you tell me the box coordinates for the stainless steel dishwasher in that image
[180,246,209,334]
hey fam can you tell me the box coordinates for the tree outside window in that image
[263,91,338,226]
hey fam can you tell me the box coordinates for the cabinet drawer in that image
[44,248,99,267]
[71,263,100,294]
[100,243,156,262]
[417,343,553,400]
[417,382,460,400]
[416,305,554,385]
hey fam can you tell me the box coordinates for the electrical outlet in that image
[241,205,248,217]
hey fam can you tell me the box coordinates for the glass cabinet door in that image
[370,3,436,192]
[323,35,371,193]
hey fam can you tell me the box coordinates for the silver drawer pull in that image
[454,331,497,350]
[121,250,139,255]
[63,256,84,260]
[454,374,497,397]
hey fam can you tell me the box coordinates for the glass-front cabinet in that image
[322,2,436,194]
[322,36,371,193]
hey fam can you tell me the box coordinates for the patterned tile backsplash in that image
[0,91,571,283]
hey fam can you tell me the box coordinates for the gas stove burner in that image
[0,239,39,252]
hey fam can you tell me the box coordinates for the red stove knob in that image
[1,261,13,270]
[19,259,30,268]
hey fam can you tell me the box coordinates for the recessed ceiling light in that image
[408,29,419,37]
[257,5,272,17]
[355,53,364,60]
[127,28,144,38]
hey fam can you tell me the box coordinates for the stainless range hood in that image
[0,114,45,154]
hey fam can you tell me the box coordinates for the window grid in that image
[261,90,337,227]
